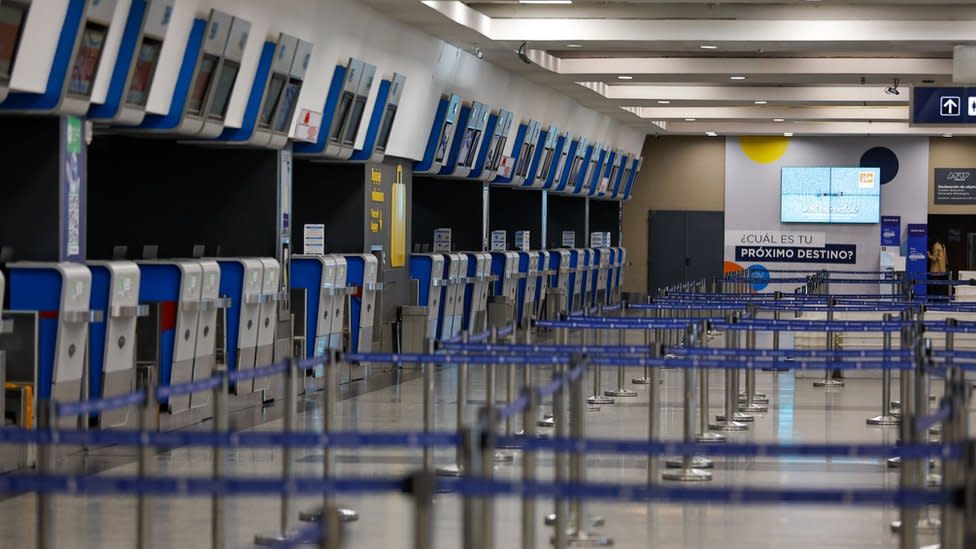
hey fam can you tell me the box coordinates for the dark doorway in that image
[647,210,724,295]
[928,214,976,273]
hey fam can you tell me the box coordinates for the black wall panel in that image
[87,136,277,259]
[489,186,542,250]
[546,194,586,249]
[412,176,483,252]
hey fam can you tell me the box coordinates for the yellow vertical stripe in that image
[391,181,406,267]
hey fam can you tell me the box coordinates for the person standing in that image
[928,240,949,297]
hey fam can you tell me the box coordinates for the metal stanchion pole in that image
[521,387,538,549]
[711,314,747,432]
[35,400,55,549]
[506,321,517,443]
[480,407,497,549]
[740,325,767,414]
[538,327,566,429]
[663,323,712,481]
[211,367,229,549]
[940,364,966,549]
[695,326,725,444]
[632,305,652,385]
[461,427,483,549]
[813,297,844,388]
[423,338,435,472]
[646,344,662,485]
[607,306,637,398]
[568,356,612,546]
[320,501,341,549]
[867,313,899,426]
[256,360,299,545]
[136,367,154,549]
[487,328,513,463]
[439,332,469,477]
[549,362,569,543]
[408,471,436,549]
[587,309,614,406]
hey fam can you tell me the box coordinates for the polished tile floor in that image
[0,332,961,548]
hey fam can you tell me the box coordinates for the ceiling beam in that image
[629,106,909,122]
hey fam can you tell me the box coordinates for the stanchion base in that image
[890,518,941,534]
[739,403,768,413]
[544,513,604,528]
[696,432,726,443]
[709,420,748,432]
[538,415,556,428]
[715,412,754,423]
[739,397,770,406]
[928,473,942,487]
[605,388,638,398]
[586,395,615,405]
[631,377,653,385]
[662,468,712,482]
[813,379,845,388]
[739,392,767,400]
[436,464,463,477]
[887,457,900,468]
[255,531,303,546]
[564,530,614,546]
[665,456,713,469]
[299,507,359,523]
[586,405,602,412]
[866,415,900,426]
[495,450,515,463]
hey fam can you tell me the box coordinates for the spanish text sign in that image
[725,230,825,249]
[934,168,976,204]
[735,244,857,264]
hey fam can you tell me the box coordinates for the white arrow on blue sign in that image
[942,96,961,116]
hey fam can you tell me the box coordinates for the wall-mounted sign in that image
[734,243,857,264]
[912,87,976,125]
[303,224,325,255]
[934,168,976,204]
[725,230,825,248]
[295,109,322,142]
[881,216,901,246]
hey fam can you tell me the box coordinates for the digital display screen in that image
[188,54,218,115]
[126,38,162,107]
[343,96,367,145]
[376,104,397,151]
[0,3,28,80]
[463,129,482,167]
[456,127,477,167]
[259,73,287,128]
[67,23,108,97]
[781,167,881,224]
[567,156,584,188]
[272,80,300,133]
[330,92,353,141]
[208,61,239,119]
[490,136,507,171]
[434,121,453,163]
[515,143,535,177]
[539,148,554,181]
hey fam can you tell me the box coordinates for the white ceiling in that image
[359,0,976,136]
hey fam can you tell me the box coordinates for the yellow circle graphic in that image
[739,136,789,164]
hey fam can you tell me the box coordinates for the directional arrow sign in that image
[942,96,960,116]
[912,86,976,125]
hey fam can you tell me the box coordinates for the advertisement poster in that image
[61,116,85,262]
[906,224,928,297]
[881,216,901,246]
[934,168,976,204]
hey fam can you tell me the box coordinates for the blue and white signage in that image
[912,86,976,125]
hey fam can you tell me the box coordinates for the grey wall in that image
[724,136,928,287]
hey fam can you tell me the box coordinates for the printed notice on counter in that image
[295,109,322,143]
[303,224,325,255]
[561,231,576,248]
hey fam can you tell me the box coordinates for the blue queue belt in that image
[439,342,914,360]
[156,375,224,400]
[0,427,460,449]
[55,391,147,418]
[0,473,953,508]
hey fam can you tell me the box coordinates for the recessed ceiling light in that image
[944,133,954,138]
[730,76,746,80]
[566,44,583,48]
[754,100,768,105]
[617,75,634,80]
[657,100,671,104]
[773,118,785,122]
[685,118,696,121]
[784,132,794,137]
[706,131,718,137]
[700,45,717,50]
